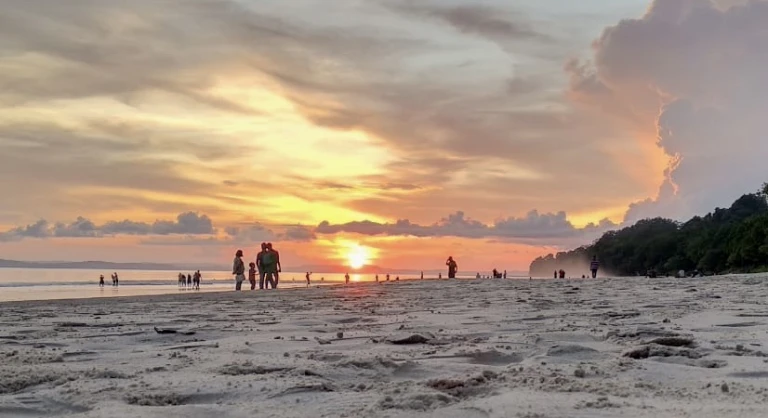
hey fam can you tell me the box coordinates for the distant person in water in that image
[476,272,481,279]
[256,242,267,289]
[248,262,257,290]
[187,273,192,288]
[113,272,119,287]
[193,270,201,290]
[503,270,507,279]
[266,243,281,287]
[345,273,350,284]
[438,273,442,279]
[305,272,311,287]
[395,276,399,281]
[553,270,557,279]
[590,256,600,278]
[386,274,390,281]
[375,274,379,283]
[446,256,458,279]
[233,249,245,291]
[99,275,105,287]
[558,269,565,279]
[420,271,424,280]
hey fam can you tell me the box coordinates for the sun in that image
[347,244,370,270]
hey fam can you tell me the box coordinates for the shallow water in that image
[0,268,491,302]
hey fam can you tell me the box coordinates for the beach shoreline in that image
[2,275,768,417]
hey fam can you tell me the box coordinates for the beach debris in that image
[623,344,703,360]
[574,368,586,378]
[648,336,696,348]
[219,361,292,376]
[721,382,730,393]
[125,392,187,406]
[165,342,218,350]
[315,336,332,345]
[336,332,344,339]
[153,327,196,336]
[387,332,435,345]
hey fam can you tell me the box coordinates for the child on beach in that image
[248,262,257,290]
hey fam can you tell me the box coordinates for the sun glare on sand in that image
[347,244,371,270]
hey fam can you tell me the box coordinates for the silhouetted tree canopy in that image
[529,189,768,277]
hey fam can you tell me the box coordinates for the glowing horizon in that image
[2,0,765,271]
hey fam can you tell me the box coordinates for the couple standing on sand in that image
[233,242,281,291]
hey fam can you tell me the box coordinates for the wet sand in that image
[2,275,768,417]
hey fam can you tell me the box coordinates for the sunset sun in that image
[346,244,371,270]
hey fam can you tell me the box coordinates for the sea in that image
[0,268,485,303]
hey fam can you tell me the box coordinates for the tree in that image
[528,187,768,277]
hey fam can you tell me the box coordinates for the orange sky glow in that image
[2,0,764,273]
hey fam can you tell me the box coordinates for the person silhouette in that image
[446,256,458,279]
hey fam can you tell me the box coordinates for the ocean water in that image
[0,268,484,303]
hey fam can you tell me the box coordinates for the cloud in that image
[569,0,768,222]
[225,223,316,243]
[391,3,546,41]
[0,212,214,241]
[316,210,616,245]
[151,212,214,235]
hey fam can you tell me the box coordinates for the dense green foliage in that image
[529,187,768,277]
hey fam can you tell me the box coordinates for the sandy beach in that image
[2,276,768,417]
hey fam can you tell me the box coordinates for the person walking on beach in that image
[233,249,246,291]
[256,242,267,289]
[193,270,201,290]
[420,271,424,280]
[345,273,350,284]
[99,275,105,287]
[248,262,257,290]
[113,272,119,287]
[260,245,278,289]
[266,243,281,287]
[386,274,390,281]
[375,274,379,283]
[503,270,507,279]
[590,256,600,278]
[446,256,458,279]
[187,273,192,288]
[305,272,311,287]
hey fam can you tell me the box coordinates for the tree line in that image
[529,184,768,277]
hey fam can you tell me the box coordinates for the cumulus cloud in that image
[225,224,316,243]
[316,210,616,245]
[569,0,768,222]
[0,212,214,241]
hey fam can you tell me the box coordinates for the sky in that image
[1,0,767,272]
